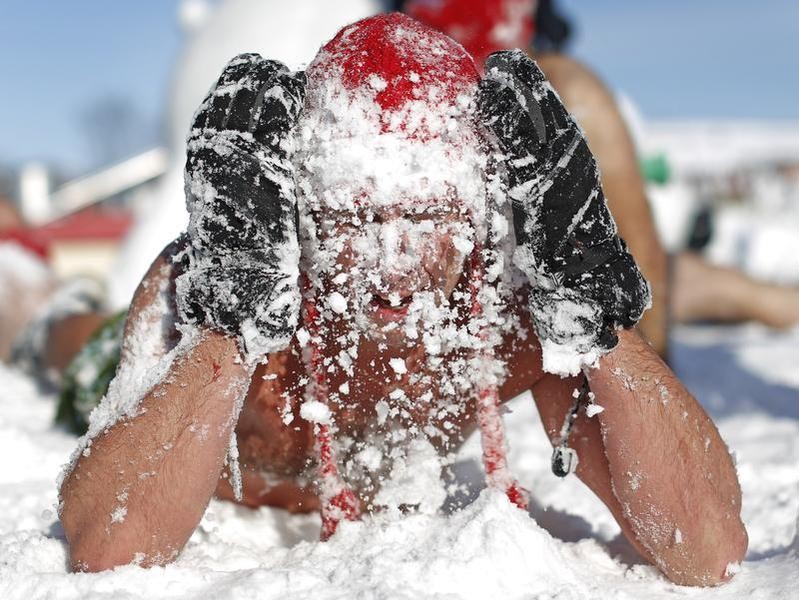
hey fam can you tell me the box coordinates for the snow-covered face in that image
[305,191,475,347]
[294,68,490,351]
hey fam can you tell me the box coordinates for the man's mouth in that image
[370,293,413,320]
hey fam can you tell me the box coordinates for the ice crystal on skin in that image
[674,528,683,545]
[585,403,604,418]
[225,426,243,501]
[627,471,642,492]
[389,358,408,375]
[110,505,127,525]
[301,399,333,424]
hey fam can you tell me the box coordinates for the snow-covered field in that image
[1,323,797,600]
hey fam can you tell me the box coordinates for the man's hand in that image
[477,50,650,373]
[177,54,306,360]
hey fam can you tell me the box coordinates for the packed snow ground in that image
[1,324,797,599]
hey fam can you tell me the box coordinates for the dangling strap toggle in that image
[551,376,590,478]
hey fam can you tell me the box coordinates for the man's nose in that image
[375,222,420,292]
[379,220,399,260]
[377,221,416,262]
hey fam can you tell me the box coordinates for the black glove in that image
[477,50,650,372]
[176,53,306,359]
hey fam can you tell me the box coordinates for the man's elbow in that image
[69,541,130,573]
[61,515,120,572]
[663,519,748,587]
[63,519,127,573]
[65,526,174,573]
[706,520,748,586]
[60,497,142,572]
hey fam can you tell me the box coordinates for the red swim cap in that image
[298,12,488,216]
[306,12,480,137]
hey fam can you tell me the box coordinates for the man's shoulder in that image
[532,52,616,113]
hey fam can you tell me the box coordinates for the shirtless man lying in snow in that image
[59,14,746,586]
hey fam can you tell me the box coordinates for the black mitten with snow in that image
[176,53,305,359]
[477,50,650,373]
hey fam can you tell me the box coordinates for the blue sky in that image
[561,0,799,121]
[0,0,181,174]
[0,0,796,175]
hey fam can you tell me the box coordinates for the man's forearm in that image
[586,329,747,585]
[59,330,249,571]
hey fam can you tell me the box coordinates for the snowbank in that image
[1,324,798,599]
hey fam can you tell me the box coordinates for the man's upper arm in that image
[120,237,187,363]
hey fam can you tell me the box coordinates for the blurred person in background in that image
[0,195,54,360]
[399,0,799,356]
[0,205,110,385]
[0,194,22,231]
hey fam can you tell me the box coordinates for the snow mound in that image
[3,324,799,599]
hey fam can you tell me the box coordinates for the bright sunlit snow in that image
[1,324,797,599]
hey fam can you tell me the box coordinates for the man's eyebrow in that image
[312,205,357,216]
[406,203,459,214]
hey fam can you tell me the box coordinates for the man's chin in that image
[348,313,415,351]
[359,319,410,347]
